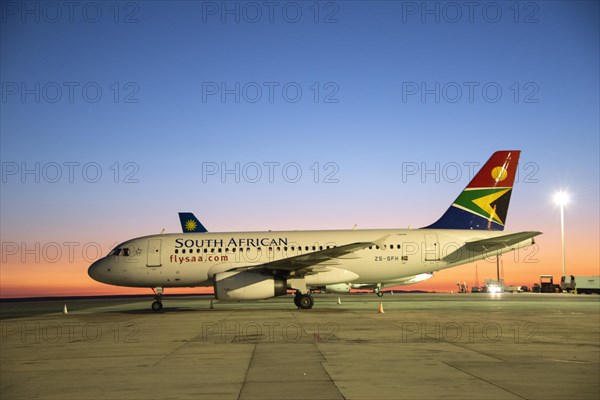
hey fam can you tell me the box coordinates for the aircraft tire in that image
[151,301,163,312]
[298,294,314,309]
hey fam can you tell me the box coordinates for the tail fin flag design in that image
[426,150,520,231]
[178,212,208,233]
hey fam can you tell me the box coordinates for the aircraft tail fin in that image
[178,212,208,233]
[425,150,520,231]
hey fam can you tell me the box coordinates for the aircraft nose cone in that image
[88,260,103,282]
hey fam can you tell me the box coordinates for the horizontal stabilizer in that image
[465,231,542,252]
[443,231,541,262]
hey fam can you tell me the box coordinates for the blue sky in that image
[1,1,598,295]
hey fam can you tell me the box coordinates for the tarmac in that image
[1,293,599,400]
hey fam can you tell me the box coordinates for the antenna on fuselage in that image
[160,229,165,234]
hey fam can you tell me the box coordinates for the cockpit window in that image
[109,247,131,256]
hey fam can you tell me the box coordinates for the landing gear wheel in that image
[377,291,384,297]
[298,294,314,310]
[151,301,163,312]
[293,291,314,310]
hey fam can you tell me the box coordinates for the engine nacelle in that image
[213,271,287,301]
[324,283,352,293]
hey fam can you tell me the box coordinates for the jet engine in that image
[213,271,287,301]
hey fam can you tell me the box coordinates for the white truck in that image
[560,275,600,294]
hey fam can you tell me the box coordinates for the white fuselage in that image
[88,228,534,289]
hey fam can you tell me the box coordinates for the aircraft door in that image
[147,239,162,267]
[424,233,439,262]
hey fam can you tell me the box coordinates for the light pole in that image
[553,191,570,277]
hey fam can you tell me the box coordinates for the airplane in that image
[176,212,431,296]
[88,150,541,311]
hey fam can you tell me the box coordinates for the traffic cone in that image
[62,304,68,315]
[337,297,341,305]
[377,302,384,314]
[209,300,214,309]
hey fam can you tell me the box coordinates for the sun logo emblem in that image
[185,220,197,231]
[491,166,508,182]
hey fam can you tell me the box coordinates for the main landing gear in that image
[151,287,164,312]
[294,290,314,309]
[374,284,384,297]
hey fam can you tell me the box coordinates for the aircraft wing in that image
[227,241,377,276]
[443,231,542,262]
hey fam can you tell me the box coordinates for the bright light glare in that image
[488,285,502,294]
[553,191,570,206]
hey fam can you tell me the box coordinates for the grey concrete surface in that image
[1,293,599,399]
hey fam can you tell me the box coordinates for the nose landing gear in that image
[151,287,164,312]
